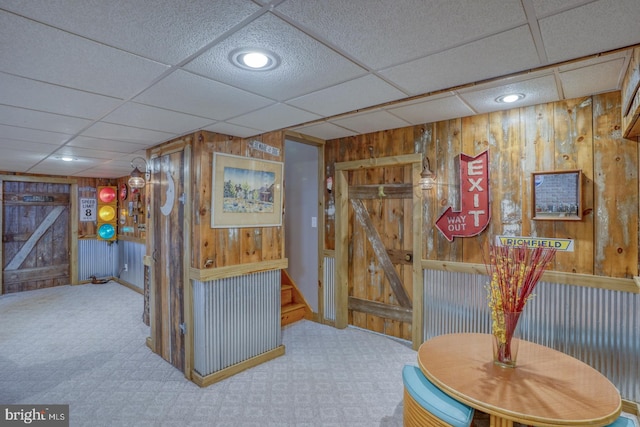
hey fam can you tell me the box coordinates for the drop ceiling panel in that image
[228,103,321,133]
[290,122,358,140]
[0,0,262,65]
[457,74,559,113]
[0,138,61,154]
[388,94,476,124]
[184,13,367,101]
[538,0,640,63]
[0,11,169,98]
[67,136,150,154]
[81,122,175,144]
[53,145,139,161]
[286,75,407,116]
[202,122,263,139]
[0,105,91,135]
[276,0,527,70]
[0,125,71,145]
[29,157,109,176]
[0,148,45,172]
[380,26,540,96]
[559,58,628,99]
[0,73,122,119]
[330,110,412,134]
[103,103,214,135]
[134,70,274,121]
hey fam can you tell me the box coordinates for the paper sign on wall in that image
[80,198,97,222]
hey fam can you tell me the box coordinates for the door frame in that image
[147,140,192,379]
[0,174,78,294]
[284,131,325,323]
[334,153,423,349]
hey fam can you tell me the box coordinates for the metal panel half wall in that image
[192,270,283,386]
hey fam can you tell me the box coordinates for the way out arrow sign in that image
[435,150,491,242]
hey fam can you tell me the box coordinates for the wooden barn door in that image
[149,148,187,373]
[335,154,423,345]
[1,180,71,294]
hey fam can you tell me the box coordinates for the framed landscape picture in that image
[211,153,283,228]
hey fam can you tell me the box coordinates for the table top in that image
[418,333,622,427]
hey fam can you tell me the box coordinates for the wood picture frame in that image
[532,169,582,220]
[211,153,283,228]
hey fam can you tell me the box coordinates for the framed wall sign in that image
[532,170,582,220]
[211,153,283,228]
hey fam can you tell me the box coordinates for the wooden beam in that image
[411,161,424,350]
[189,258,288,281]
[349,183,413,199]
[348,296,412,323]
[350,199,412,308]
[335,153,422,171]
[334,169,349,328]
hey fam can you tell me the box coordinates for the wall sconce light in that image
[419,157,437,190]
[128,157,149,189]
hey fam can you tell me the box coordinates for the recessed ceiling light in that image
[58,156,76,162]
[495,93,525,104]
[230,48,280,71]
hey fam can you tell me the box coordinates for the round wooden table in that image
[418,333,622,427]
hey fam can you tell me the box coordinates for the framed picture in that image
[532,170,582,220]
[211,153,283,228]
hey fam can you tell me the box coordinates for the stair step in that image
[281,284,293,306]
[281,302,306,326]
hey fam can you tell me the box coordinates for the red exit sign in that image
[435,151,490,241]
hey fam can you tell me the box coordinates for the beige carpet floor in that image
[0,282,415,426]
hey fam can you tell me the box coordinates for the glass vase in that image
[492,310,523,368]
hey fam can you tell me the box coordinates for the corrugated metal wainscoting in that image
[192,270,281,377]
[78,239,118,281]
[423,269,640,402]
[323,256,336,322]
[118,240,145,290]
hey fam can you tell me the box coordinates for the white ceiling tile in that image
[286,75,407,116]
[0,11,169,98]
[67,136,150,154]
[103,103,214,135]
[134,70,274,120]
[457,74,559,113]
[276,0,526,69]
[81,122,176,144]
[559,58,627,99]
[0,125,71,145]
[290,122,358,140]
[0,73,122,119]
[228,104,321,133]
[331,110,412,134]
[29,157,108,176]
[0,148,43,172]
[530,0,592,17]
[0,0,262,65]
[380,26,540,96]
[202,122,263,139]
[0,138,61,154]
[387,95,476,124]
[539,0,640,63]
[52,145,136,161]
[184,13,366,101]
[0,105,92,135]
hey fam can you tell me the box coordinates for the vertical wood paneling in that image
[554,97,594,273]
[324,93,637,279]
[593,92,638,277]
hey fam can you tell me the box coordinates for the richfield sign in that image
[436,151,490,241]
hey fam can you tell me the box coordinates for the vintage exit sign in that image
[435,151,490,241]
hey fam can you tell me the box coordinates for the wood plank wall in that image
[190,130,285,270]
[324,92,638,279]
